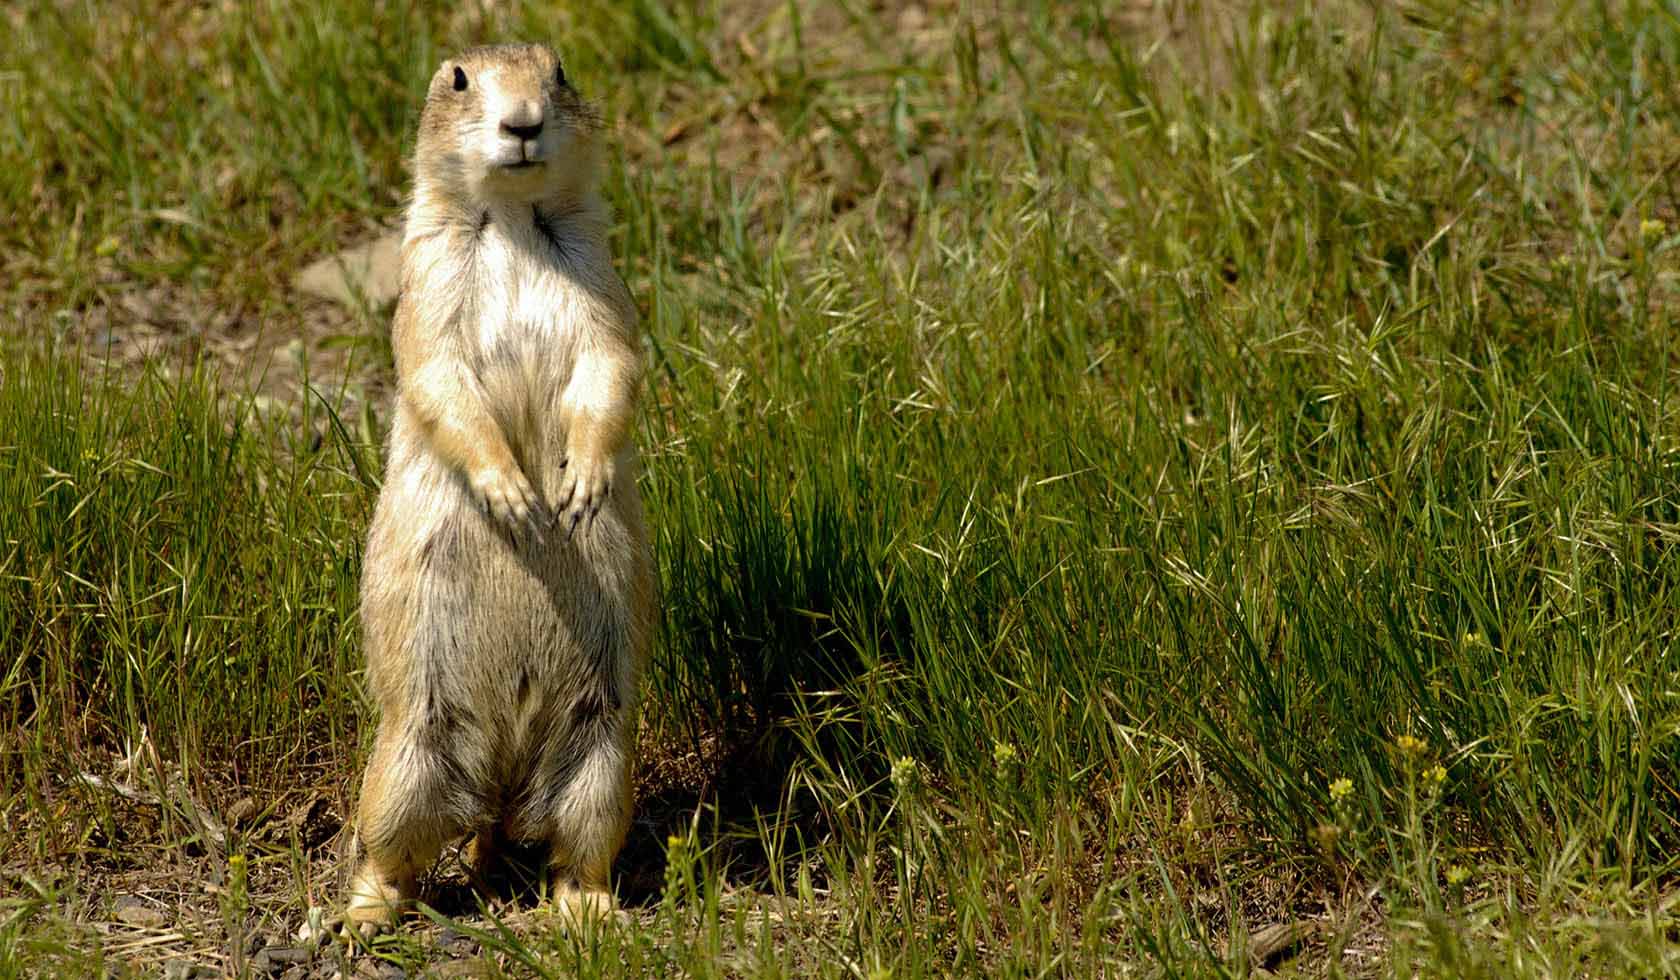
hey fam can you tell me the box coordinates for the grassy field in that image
[4,0,1680,975]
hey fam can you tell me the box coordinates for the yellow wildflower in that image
[1395,734,1427,758]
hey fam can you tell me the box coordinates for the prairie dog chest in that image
[470,212,588,358]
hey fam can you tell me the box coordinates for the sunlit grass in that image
[4,0,1680,975]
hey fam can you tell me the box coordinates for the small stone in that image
[227,795,261,827]
[270,946,314,965]
[353,957,406,979]
[295,233,403,309]
[162,959,218,980]
[252,945,314,974]
[113,895,167,929]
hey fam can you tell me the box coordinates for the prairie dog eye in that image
[452,66,468,91]
[554,62,566,88]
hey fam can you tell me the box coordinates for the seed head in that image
[890,756,916,793]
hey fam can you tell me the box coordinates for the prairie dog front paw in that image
[556,449,614,537]
[470,463,548,534]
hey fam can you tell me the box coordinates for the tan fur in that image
[344,43,652,933]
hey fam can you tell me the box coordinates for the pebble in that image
[113,894,167,929]
[162,959,219,980]
[252,945,315,974]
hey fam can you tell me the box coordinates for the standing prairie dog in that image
[346,43,653,932]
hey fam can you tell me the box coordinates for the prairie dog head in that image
[415,43,603,208]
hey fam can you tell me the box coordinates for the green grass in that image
[5,0,1680,975]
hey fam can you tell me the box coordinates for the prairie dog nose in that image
[503,120,543,141]
[500,101,544,141]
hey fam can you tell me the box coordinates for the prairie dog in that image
[345,43,653,931]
